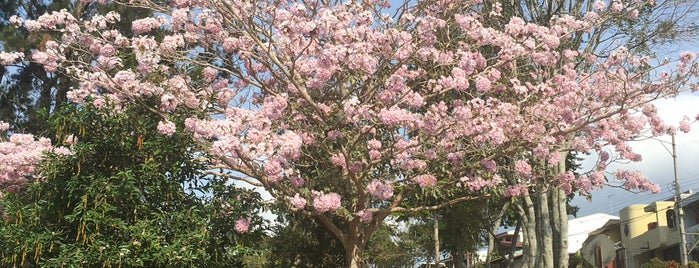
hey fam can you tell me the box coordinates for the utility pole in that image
[672,132,689,265]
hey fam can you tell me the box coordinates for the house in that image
[581,218,622,268]
[569,213,621,254]
[582,191,699,268]
[489,213,618,266]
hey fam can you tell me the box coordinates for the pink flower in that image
[276,131,303,160]
[313,192,342,213]
[413,174,437,187]
[234,218,250,233]
[0,51,24,65]
[0,121,8,131]
[504,184,528,197]
[461,175,502,191]
[615,170,659,193]
[680,118,692,133]
[327,130,343,140]
[378,107,421,128]
[356,210,373,223]
[610,1,623,12]
[331,153,346,168]
[262,94,289,120]
[1,133,70,192]
[132,17,163,34]
[89,97,104,108]
[400,159,426,170]
[367,139,382,150]
[8,15,22,26]
[157,120,176,136]
[627,9,639,19]
[593,0,606,10]
[514,160,532,177]
[556,171,576,194]
[368,150,381,160]
[480,159,496,171]
[680,52,695,64]
[160,93,178,111]
[474,75,491,91]
[263,159,283,182]
[289,175,305,187]
[366,179,393,200]
[202,66,217,82]
[290,194,306,209]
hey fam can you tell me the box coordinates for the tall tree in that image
[479,0,699,266]
[0,0,151,134]
[0,99,268,267]
[2,0,697,267]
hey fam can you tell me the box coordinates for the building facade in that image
[583,192,699,268]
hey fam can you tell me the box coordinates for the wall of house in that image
[620,204,656,241]
[616,201,688,267]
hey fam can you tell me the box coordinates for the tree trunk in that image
[518,191,538,268]
[506,220,521,268]
[552,187,569,268]
[485,226,495,268]
[454,247,467,268]
[552,152,569,268]
[315,214,368,268]
[486,202,510,268]
[345,243,363,268]
[537,187,554,268]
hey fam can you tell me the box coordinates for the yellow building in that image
[618,201,680,266]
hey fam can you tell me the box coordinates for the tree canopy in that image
[1,0,698,267]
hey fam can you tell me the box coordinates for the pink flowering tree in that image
[2,0,698,267]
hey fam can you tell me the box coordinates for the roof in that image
[589,219,621,236]
[568,213,620,254]
[681,191,699,207]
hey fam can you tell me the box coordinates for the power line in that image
[584,174,699,214]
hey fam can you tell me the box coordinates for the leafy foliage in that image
[641,258,699,268]
[0,100,266,267]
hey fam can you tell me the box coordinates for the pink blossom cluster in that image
[0,131,71,192]
[234,217,250,233]
[615,170,660,193]
[505,184,529,197]
[366,179,393,200]
[0,51,23,65]
[460,175,502,192]
[157,120,176,136]
[413,174,436,188]
[514,160,532,178]
[290,193,306,209]
[312,192,341,213]
[356,209,373,223]
[574,171,607,195]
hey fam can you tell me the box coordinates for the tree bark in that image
[518,191,538,268]
[537,187,554,268]
[454,245,466,268]
[485,201,510,268]
[552,187,569,268]
[485,226,495,268]
[552,152,569,268]
[506,220,521,268]
[346,243,363,268]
